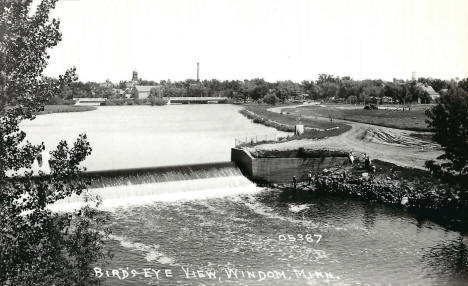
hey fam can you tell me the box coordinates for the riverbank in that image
[275,158,468,229]
[239,105,351,142]
[38,105,97,115]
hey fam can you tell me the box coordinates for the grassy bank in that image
[38,105,97,115]
[240,105,351,143]
[290,105,432,131]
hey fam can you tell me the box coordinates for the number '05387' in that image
[278,234,322,243]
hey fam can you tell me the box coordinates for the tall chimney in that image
[197,62,199,82]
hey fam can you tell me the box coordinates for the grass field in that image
[290,105,432,131]
[38,105,97,115]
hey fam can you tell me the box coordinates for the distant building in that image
[133,85,161,99]
[132,70,139,82]
[417,83,440,101]
[125,70,140,89]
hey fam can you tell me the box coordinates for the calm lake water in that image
[22,105,285,171]
[22,105,468,285]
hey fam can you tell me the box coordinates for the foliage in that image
[262,93,279,105]
[131,87,139,99]
[425,87,468,180]
[459,78,468,94]
[0,1,109,285]
[301,80,321,100]
[54,74,454,105]
[150,97,167,106]
[275,80,302,103]
[148,87,159,98]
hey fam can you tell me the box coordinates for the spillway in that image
[48,162,261,212]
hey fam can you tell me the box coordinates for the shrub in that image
[150,97,168,106]
[47,96,65,105]
[133,99,145,105]
[263,93,279,105]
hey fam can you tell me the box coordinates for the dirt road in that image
[250,106,442,169]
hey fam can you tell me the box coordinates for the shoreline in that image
[271,159,468,231]
[38,105,97,115]
[238,105,351,144]
[235,104,465,229]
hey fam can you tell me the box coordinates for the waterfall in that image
[48,162,261,212]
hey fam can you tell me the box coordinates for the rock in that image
[401,196,409,206]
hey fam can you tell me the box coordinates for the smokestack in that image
[197,62,199,82]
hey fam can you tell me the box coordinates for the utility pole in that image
[197,62,200,82]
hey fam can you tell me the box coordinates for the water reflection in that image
[362,203,377,230]
[423,236,468,281]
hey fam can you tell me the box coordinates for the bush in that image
[47,96,65,105]
[150,97,168,106]
[133,99,145,105]
[263,93,279,105]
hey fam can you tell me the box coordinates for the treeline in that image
[52,75,468,105]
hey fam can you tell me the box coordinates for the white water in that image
[48,175,261,212]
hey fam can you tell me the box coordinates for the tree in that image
[316,74,340,85]
[239,80,255,103]
[131,87,139,99]
[384,83,403,102]
[301,80,321,100]
[1,1,109,284]
[118,80,127,90]
[319,82,340,100]
[149,87,159,98]
[263,93,279,105]
[425,87,468,179]
[275,80,302,103]
[459,78,468,94]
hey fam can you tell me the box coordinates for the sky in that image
[40,0,468,83]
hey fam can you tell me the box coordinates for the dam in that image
[20,105,468,285]
[49,162,260,211]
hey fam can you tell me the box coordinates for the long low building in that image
[167,97,228,104]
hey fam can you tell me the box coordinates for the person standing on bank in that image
[308,172,313,185]
[348,152,355,165]
[292,176,297,189]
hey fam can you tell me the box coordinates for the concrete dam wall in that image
[231,148,349,183]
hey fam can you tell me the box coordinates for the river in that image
[22,105,286,171]
[21,105,468,285]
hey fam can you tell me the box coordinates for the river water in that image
[23,105,286,171]
[22,105,468,285]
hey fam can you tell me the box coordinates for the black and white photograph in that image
[1,0,468,285]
